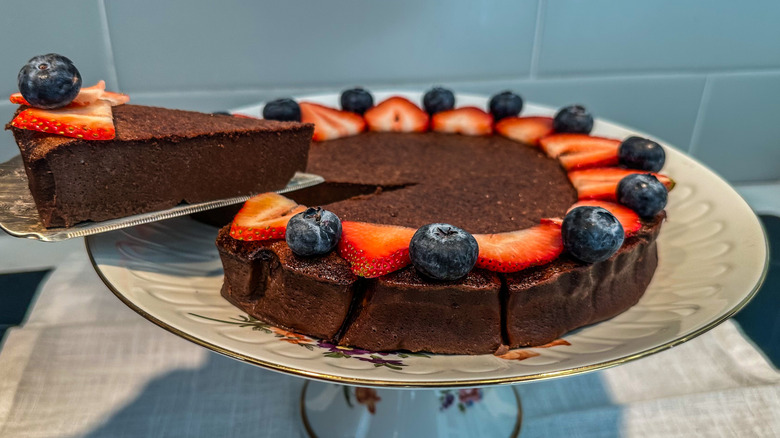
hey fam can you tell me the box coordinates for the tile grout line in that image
[687,75,713,156]
[123,73,694,98]
[528,0,546,79]
[533,66,780,81]
[124,67,780,97]
[97,0,121,91]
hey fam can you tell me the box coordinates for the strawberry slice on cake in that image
[229,193,307,241]
[494,116,554,146]
[10,80,129,107]
[473,219,564,273]
[540,134,621,171]
[568,168,675,201]
[9,99,117,140]
[431,107,493,136]
[299,102,366,141]
[363,96,429,132]
[9,79,130,140]
[337,221,416,278]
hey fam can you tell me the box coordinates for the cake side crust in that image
[217,227,357,341]
[339,267,503,354]
[503,216,663,348]
[216,215,664,354]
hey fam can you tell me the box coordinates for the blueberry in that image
[488,91,523,121]
[553,105,594,134]
[340,88,374,115]
[262,98,301,122]
[285,207,342,256]
[618,136,666,172]
[562,206,624,263]
[617,174,668,218]
[409,223,479,281]
[422,87,455,115]
[17,54,82,109]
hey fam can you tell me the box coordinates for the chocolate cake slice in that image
[7,104,313,227]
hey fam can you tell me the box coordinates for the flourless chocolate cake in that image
[217,124,666,354]
[8,104,313,227]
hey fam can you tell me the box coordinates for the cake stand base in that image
[300,381,522,438]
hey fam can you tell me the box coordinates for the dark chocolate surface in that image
[310,132,577,233]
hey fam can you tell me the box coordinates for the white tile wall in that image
[0,0,778,183]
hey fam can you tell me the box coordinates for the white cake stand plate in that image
[85,93,768,437]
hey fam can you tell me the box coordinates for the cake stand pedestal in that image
[300,382,521,438]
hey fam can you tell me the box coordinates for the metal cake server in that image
[0,155,323,242]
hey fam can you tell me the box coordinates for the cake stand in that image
[85,93,768,437]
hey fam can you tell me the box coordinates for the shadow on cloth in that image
[82,353,305,438]
[516,372,621,438]
[82,351,621,438]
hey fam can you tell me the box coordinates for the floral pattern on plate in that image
[189,313,429,369]
[439,388,483,412]
[343,386,382,414]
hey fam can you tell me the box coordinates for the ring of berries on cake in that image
[217,87,674,355]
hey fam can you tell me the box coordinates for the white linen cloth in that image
[0,248,777,438]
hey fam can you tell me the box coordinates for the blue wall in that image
[2,0,778,183]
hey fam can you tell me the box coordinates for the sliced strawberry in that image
[494,116,554,146]
[99,90,130,106]
[299,102,366,141]
[72,81,129,106]
[9,81,129,107]
[71,80,107,106]
[568,200,641,236]
[431,107,493,136]
[229,193,306,241]
[337,221,416,278]
[473,220,564,273]
[568,168,675,201]
[557,147,620,171]
[363,96,429,133]
[540,134,620,158]
[9,99,116,140]
[8,94,27,105]
[539,134,620,170]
